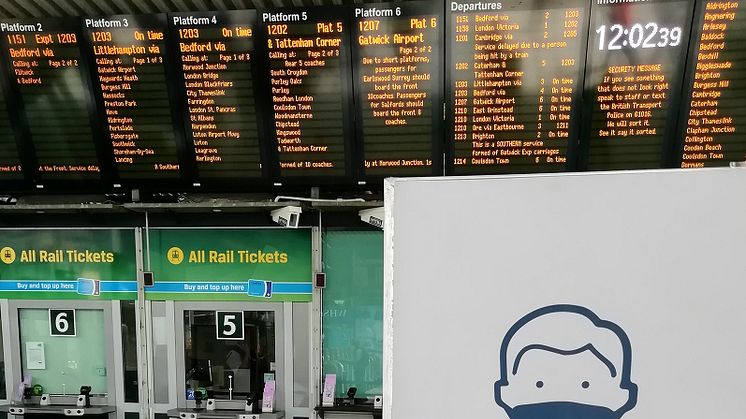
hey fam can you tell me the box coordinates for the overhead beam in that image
[191,0,210,11]
[232,0,251,9]
[0,1,29,18]
[0,3,25,19]
[150,0,172,12]
[210,0,229,10]
[69,0,106,15]
[171,0,191,12]
[110,0,136,14]
[30,0,63,17]
[8,0,42,18]
[129,0,155,13]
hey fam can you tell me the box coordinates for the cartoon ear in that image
[619,382,638,413]
[494,380,510,408]
[611,382,638,413]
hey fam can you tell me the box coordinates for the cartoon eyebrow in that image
[512,343,618,377]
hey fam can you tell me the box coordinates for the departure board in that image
[260,8,354,179]
[0,18,101,181]
[84,14,182,180]
[446,0,588,175]
[352,2,443,178]
[582,0,694,170]
[679,0,746,167]
[0,74,23,181]
[171,11,267,181]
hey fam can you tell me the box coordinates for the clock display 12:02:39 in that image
[596,23,682,50]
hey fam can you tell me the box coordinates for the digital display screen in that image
[172,11,267,182]
[679,0,745,167]
[446,0,588,175]
[84,14,182,181]
[0,18,101,181]
[582,0,694,170]
[260,8,354,179]
[352,2,442,178]
[0,71,22,180]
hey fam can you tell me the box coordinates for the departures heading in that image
[0,0,742,190]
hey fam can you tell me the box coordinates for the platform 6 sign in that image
[49,309,76,336]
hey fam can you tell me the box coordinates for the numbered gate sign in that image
[216,311,244,340]
[49,309,76,336]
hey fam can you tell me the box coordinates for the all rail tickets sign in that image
[147,228,312,301]
[0,229,137,300]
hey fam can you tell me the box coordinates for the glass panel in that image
[183,311,275,400]
[121,301,138,403]
[0,312,6,399]
[19,309,107,395]
[292,303,310,407]
[322,231,383,398]
[151,301,170,404]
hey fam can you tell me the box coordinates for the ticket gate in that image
[0,300,140,419]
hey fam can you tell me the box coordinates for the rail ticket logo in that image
[167,246,184,265]
[0,247,16,264]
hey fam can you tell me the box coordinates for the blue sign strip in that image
[0,281,77,291]
[0,280,137,294]
[99,281,138,292]
[146,280,313,296]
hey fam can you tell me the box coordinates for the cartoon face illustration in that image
[495,305,637,419]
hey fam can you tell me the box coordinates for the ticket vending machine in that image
[167,302,285,419]
[0,229,142,419]
[3,301,117,419]
[145,228,317,419]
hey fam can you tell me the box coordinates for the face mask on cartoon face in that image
[506,402,623,419]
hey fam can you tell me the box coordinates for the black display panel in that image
[581,0,694,170]
[170,10,269,184]
[352,2,443,178]
[446,0,589,175]
[259,7,354,180]
[0,18,103,184]
[678,0,745,167]
[0,64,23,182]
[83,14,184,183]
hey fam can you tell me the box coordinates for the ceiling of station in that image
[0,0,423,18]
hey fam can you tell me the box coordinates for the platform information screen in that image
[84,14,182,180]
[679,0,745,167]
[352,2,443,178]
[0,18,101,181]
[0,74,22,181]
[172,11,267,181]
[582,0,694,170]
[260,8,354,179]
[447,0,589,175]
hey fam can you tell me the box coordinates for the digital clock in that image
[595,23,682,50]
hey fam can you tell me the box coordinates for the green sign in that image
[0,229,137,300]
[147,229,312,301]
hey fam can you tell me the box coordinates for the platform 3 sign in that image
[0,229,137,300]
[147,229,312,301]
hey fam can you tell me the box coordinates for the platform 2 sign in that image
[0,229,138,300]
[147,228,312,301]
